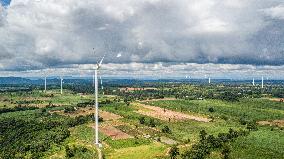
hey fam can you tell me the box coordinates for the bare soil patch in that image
[267,98,284,102]
[100,111,123,121]
[160,136,178,145]
[258,119,284,127]
[50,107,122,120]
[135,103,211,122]
[119,87,157,92]
[142,98,177,102]
[99,126,133,140]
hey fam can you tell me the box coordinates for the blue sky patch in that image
[0,0,11,6]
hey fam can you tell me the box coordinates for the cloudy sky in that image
[0,0,284,79]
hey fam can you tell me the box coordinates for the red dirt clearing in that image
[142,98,177,102]
[100,111,123,121]
[136,103,211,122]
[258,120,284,127]
[99,126,133,140]
[267,98,284,102]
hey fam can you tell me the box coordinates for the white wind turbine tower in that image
[44,75,47,92]
[60,76,63,94]
[92,74,95,87]
[208,77,211,84]
[41,71,47,93]
[94,53,105,147]
[92,50,120,147]
[100,76,104,94]
[261,76,264,88]
[252,78,255,86]
[42,68,51,93]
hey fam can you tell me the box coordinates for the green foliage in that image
[230,127,284,159]
[139,116,145,124]
[246,121,258,131]
[181,129,249,159]
[169,145,179,159]
[222,143,231,159]
[103,137,151,149]
[65,145,90,158]
[149,118,156,127]
[0,118,70,158]
[161,125,171,134]
[218,91,240,102]
[0,105,38,114]
[208,107,215,112]
[64,106,76,113]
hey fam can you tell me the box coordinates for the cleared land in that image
[99,126,133,140]
[258,119,284,127]
[135,103,211,122]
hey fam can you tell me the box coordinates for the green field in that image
[0,85,284,159]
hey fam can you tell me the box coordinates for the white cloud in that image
[1,62,284,79]
[263,4,284,19]
[0,0,283,74]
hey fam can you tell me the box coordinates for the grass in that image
[106,142,167,159]
[161,119,245,143]
[1,89,284,159]
[230,127,284,159]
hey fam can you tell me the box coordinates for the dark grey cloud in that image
[0,0,284,71]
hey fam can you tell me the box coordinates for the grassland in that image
[0,85,284,159]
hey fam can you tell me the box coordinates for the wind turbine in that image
[100,76,104,94]
[92,74,95,87]
[42,68,51,93]
[252,78,255,86]
[44,76,47,92]
[60,76,63,94]
[261,76,264,88]
[42,71,47,93]
[94,52,105,147]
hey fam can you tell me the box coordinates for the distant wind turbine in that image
[100,76,104,94]
[44,76,47,92]
[42,69,51,93]
[261,76,264,88]
[92,74,95,87]
[60,76,63,94]
[252,78,255,86]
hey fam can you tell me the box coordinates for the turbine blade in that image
[98,55,105,66]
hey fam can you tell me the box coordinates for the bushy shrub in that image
[208,107,215,112]
[139,117,145,124]
[161,125,171,134]
[169,146,179,159]
[149,118,156,127]
[64,106,76,113]
[181,129,249,159]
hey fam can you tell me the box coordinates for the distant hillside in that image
[0,77,33,84]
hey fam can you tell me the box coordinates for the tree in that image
[208,107,214,112]
[221,144,231,159]
[149,118,156,127]
[161,125,171,134]
[139,117,145,124]
[169,146,179,159]
[199,130,207,141]
[246,121,258,131]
